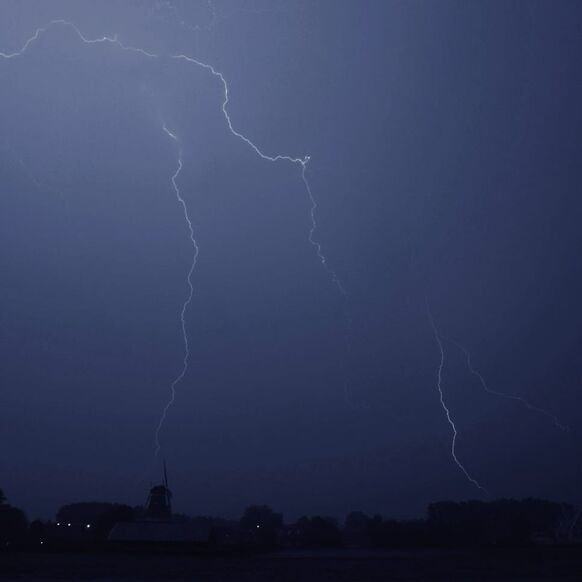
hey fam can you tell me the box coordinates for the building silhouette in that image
[108,463,210,547]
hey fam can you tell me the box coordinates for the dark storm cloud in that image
[1,1,581,520]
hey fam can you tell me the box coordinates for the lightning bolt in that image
[0,19,339,281]
[425,297,489,495]
[449,339,569,432]
[154,124,198,457]
[1,19,347,452]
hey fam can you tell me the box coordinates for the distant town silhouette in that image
[1,480,581,553]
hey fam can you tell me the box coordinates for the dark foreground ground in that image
[1,547,582,581]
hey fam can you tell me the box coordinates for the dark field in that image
[1,548,582,581]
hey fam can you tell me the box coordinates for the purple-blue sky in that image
[1,0,581,521]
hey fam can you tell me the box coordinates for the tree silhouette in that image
[427,498,571,546]
[0,489,27,545]
[240,505,283,548]
[295,516,342,548]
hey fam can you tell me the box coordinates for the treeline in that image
[346,499,579,548]
[426,499,576,546]
[1,488,581,551]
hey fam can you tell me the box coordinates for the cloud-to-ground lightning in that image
[154,124,198,457]
[1,19,347,452]
[425,298,489,495]
[448,339,569,432]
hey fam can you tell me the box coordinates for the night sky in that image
[1,0,582,521]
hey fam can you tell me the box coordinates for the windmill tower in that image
[145,461,172,520]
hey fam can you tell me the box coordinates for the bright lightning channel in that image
[0,19,344,292]
[154,124,198,457]
[425,298,489,495]
[449,339,569,432]
[1,19,347,453]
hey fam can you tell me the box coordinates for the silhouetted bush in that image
[294,516,342,548]
[368,517,428,548]
[345,511,371,532]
